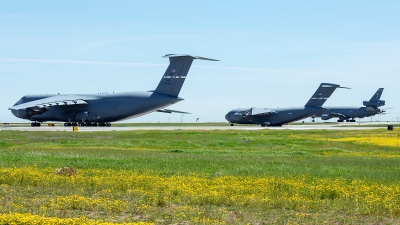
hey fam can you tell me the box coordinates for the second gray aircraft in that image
[225,83,348,126]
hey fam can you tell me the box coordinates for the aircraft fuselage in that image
[11,92,183,123]
[225,106,327,126]
[321,106,382,120]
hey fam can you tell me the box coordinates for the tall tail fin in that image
[363,88,385,107]
[369,88,384,101]
[305,83,349,107]
[153,54,218,96]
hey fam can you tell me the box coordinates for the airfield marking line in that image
[0,124,392,131]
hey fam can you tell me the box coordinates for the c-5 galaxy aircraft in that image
[314,88,385,122]
[225,83,347,127]
[9,54,217,126]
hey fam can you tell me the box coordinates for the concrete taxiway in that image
[0,122,398,132]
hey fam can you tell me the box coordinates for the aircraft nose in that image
[10,109,20,118]
[225,113,231,121]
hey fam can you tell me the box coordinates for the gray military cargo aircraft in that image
[314,88,386,122]
[9,54,218,127]
[225,83,347,127]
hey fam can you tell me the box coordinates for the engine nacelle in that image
[26,108,48,117]
[320,114,332,120]
[363,100,385,108]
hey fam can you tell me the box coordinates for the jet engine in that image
[363,100,385,108]
[320,114,332,120]
[24,108,48,117]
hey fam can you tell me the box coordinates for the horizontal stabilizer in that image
[363,100,385,108]
[363,88,385,107]
[156,109,191,114]
[163,54,219,61]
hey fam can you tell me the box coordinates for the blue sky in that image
[1,1,399,122]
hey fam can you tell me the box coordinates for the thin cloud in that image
[3,13,24,19]
[72,38,138,54]
[0,58,165,67]
[73,35,204,54]
[193,65,298,73]
[0,58,296,72]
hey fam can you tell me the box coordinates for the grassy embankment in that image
[0,129,399,224]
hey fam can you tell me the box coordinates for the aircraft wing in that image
[329,112,347,118]
[156,109,191,114]
[250,107,277,116]
[9,95,99,110]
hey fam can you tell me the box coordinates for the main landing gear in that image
[64,122,78,127]
[261,124,282,127]
[63,122,111,127]
[337,119,356,122]
[31,122,41,127]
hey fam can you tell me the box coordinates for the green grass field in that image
[0,129,399,224]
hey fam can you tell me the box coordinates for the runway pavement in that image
[0,122,398,132]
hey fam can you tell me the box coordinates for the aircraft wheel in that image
[230,123,234,126]
[106,123,111,127]
[312,119,315,122]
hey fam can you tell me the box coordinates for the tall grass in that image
[0,129,399,224]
